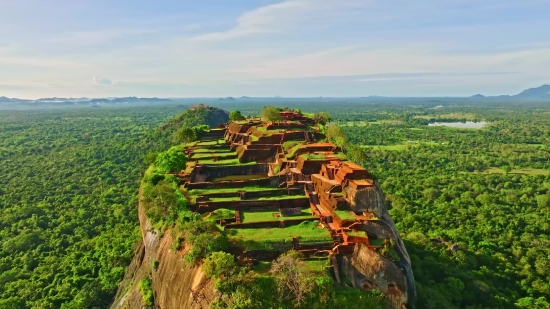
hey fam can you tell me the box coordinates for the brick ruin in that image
[175,111,414,309]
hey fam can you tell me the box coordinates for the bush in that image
[181,221,230,264]
[229,110,245,121]
[203,252,236,279]
[155,149,188,173]
[261,106,283,122]
[138,278,154,306]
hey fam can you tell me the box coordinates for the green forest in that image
[1,99,549,308]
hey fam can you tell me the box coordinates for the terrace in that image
[176,110,388,260]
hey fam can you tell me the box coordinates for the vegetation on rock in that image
[229,110,245,121]
[261,106,283,122]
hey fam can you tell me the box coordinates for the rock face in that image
[113,181,415,309]
[343,181,416,308]
[110,193,214,309]
[113,109,415,309]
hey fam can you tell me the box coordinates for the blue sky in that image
[1,0,549,98]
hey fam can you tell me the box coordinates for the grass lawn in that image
[485,167,550,176]
[208,195,307,202]
[241,209,315,223]
[227,221,331,244]
[212,174,266,181]
[300,153,346,160]
[334,210,356,221]
[303,258,331,277]
[191,152,236,159]
[188,186,280,195]
[195,139,227,146]
[286,145,302,158]
[256,195,307,201]
[198,158,240,164]
[199,159,257,166]
[192,148,234,153]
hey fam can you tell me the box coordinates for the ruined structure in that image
[175,111,416,308]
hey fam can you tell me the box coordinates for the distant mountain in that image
[470,94,485,99]
[0,96,172,106]
[35,97,90,103]
[469,84,550,99]
[217,96,236,101]
[88,97,169,104]
[0,96,30,104]
[514,84,550,99]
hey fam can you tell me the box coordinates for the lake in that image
[428,121,487,129]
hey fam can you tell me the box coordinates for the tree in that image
[325,125,347,146]
[423,188,439,200]
[347,145,367,165]
[144,152,159,165]
[261,106,283,122]
[203,252,236,279]
[269,251,313,305]
[501,165,512,174]
[229,110,245,121]
[174,127,197,144]
[313,112,331,125]
[535,194,550,208]
[155,149,188,173]
[142,179,178,223]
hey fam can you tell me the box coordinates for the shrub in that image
[261,106,283,122]
[203,252,236,279]
[155,149,188,173]
[229,110,245,121]
[138,278,154,306]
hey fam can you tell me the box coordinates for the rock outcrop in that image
[342,181,416,308]
[113,109,415,309]
[110,193,214,309]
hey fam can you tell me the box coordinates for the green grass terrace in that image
[240,209,316,223]
[226,221,333,251]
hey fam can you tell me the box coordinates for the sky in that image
[1,0,550,99]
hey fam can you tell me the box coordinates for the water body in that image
[428,121,487,129]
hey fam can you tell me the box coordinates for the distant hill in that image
[0,96,172,106]
[217,96,236,101]
[471,84,550,99]
[0,96,30,104]
[470,94,485,99]
[513,84,550,99]
[144,104,229,152]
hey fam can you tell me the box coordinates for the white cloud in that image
[189,1,305,42]
[92,76,113,86]
[226,45,550,80]
[189,0,369,42]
